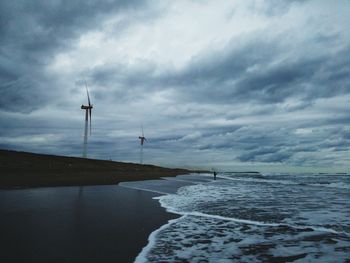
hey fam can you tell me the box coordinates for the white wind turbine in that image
[138,125,147,164]
[81,82,93,158]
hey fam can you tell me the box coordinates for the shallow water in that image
[133,173,350,262]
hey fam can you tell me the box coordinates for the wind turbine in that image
[138,125,147,164]
[81,82,93,158]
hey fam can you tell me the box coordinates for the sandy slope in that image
[0,149,200,187]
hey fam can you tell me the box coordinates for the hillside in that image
[0,150,197,187]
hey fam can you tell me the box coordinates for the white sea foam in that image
[133,173,350,262]
[134,216,182,263]
[134,213,350,263]
[156,198,347,236]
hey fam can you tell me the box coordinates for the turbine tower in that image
[138,125,147,164]
[81,82,93,158]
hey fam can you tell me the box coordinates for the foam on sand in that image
[119,178,194,195]
[132,173,350,262]
[135,214,350,263]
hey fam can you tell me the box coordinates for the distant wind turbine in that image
[81,82,93,158]
[138,125,147,164]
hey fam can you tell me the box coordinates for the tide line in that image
[159,206,349,237]
[134,216,185,263]
[118,183,169,195]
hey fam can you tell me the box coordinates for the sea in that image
[121,172,350,263]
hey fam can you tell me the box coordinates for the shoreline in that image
[0,149,207,188]
[0,148,212,262]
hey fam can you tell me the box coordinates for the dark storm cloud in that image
[168,39,349,105]
[0,0,150,112]
[181,118,350,166]
[0,0,149,56]
[88,61,159,103]
[87,38,278,102]
[1,0,349,171]
[88,31,349,108]
[237,125,350,165]
[237,149,293,163]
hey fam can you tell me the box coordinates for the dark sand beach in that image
[0,149,206,262]
[0,149,203,188]
[0,184,179,263]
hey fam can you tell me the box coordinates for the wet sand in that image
[0,184,179,263]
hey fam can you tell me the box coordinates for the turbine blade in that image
[89,108,92,135]
[85,81,91,106]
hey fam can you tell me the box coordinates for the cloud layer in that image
[1,0,349,172]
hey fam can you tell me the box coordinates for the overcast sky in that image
[0,0,349,173]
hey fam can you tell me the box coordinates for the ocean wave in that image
[134,174,350,262]
[218,174,350,190]
[310,182,350,190]
[134,217,182,263]
[135,213,350,263]
[155,180,350,235]
[217,174,300,186]
[156,197,348,236]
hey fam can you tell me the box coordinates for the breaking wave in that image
[135,173,350,262]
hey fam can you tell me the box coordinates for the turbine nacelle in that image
[81,105,93,110]
[139,125,147,146]
[139,136,147,146]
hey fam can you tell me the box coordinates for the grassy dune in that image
[0,149,200,188]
